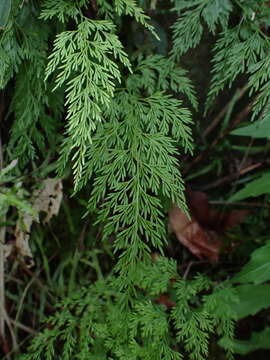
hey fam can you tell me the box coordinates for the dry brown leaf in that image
[186,189,249,231]
[169,206,221,261]
[169,189,249,262]
[155,294,176,308]
[3,244,13,259]
[15,178,63,266]
[32,178,63,223]
[15,213,34,265]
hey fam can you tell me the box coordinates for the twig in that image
[2,323,45,360]
[3,309,17,351]
[0,227,6,346]
[77,218,90,251]
[184,103,252,174]
[200,162,263,191]
[0,135,7,349]
[9,319,37,336]
[210,200,270,208]
[14,277,36,333]
[203,86,249,137]
[182,260,209,279]
[16,258,57,307]
[238,138,255,171]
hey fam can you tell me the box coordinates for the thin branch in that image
[0,135,6,347]
[182,260,209,279]
[210,200,270,208]
[203,86,249,137]
[184,103,252,174]
[3,309,17,350]
[200,162,263,191]
[9,319,37,336]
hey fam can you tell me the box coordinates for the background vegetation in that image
[0,0,270,359]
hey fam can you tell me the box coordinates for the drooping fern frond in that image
[20,258,236,360]
[203,1,270,115]
[6,3,59,163]
[206,23,269,111]
[2,1,250,360]
[45,19,131,187]
[0,23,23,89]
[172,275,237,360]
[247,52,270,122]
[127,55,198,109]
[0,0,39,89]
[9,65,48,163]
[171,0,233,59]
[41,0,156,35]
[80,89,193,284]
[40,0,88,22]
[171,0,270,125]
[96,0,156,35]
[114,0,156,34]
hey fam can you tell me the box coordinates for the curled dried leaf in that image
[15,178,63,267]
[169,189,249,262]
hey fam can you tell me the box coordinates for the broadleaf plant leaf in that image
[228,172,270,202]
[220,327,270,355]
[232,284,270,319]
[231,241,270,284]
[231,120,270,139]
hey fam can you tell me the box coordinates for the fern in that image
[81,87,193,283]
[221,241,270,355]
[0,0,29,89]
[71,54,195,280]
[45,18,131,187]
[20,258,236,360]
[40,0,88,23]
[171,0,270,123]
[127,55,198,109]
[3,1,258,359]
[206,23,269,111]
[171,0,232,59]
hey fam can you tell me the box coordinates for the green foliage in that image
[0,159,35,217]
[2,0,270,359]
[45,18,131,187]
[40,0,88,22]
[171,0,233,59]
[172,276,236,360]
[228,172,270,201]
[220,242,270,354]
[206,24,269,110]
[220,327,270,355]
[232,240,270,284]
[232,284,270,319]
[231,118,270,138]
[127,55,198,109]
[171,0,270,118]
[0,0,11,29]
[81,84,193,283]
[19,259,236,360]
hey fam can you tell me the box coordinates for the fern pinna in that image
[4,0,270,359]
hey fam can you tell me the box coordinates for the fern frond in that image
[248,53,270,121]
[21,270,236,360]
[206,23,269,111]
[114,0,156,34]
[171,0,232,59]
[45,19,131,187]
[96,0,156,36]
[81,90,192,283]
[7,11,54,162]
[40,0,87,22]
[127,55,198,109]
